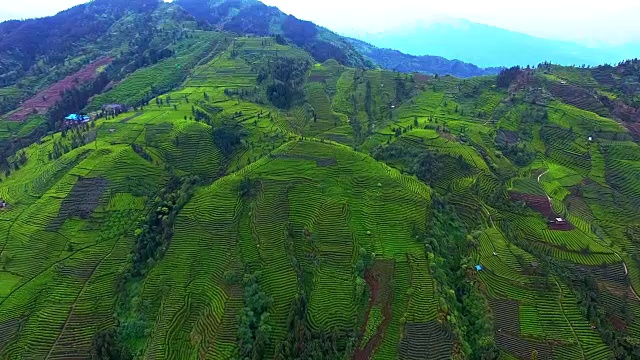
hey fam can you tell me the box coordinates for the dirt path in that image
[614,253,640,301]
[120,111,143,123]
[537,169,552,202]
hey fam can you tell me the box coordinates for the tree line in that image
[417,196,498,359]
[91,175,199,359]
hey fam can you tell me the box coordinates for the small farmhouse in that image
[64,114,91,125]
[102,104,125,116]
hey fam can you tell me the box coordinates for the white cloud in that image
[262,0,640,45]
[0,0,85,21]
[0,0,174,22]
[1,0,639,45]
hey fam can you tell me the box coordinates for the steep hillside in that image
[175,0,370,68]
[0,0,165,90]
[175,0,501,79]
[0,0,208,118]
[0,0,220,171]
[1,2,640,360]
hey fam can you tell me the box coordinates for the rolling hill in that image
[0,1,640,359]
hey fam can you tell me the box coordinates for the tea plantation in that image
[1,11,640,360]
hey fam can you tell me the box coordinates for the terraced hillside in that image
[1,1,640,359]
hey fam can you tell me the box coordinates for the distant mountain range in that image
[344,19,640,68]
[348,38,501,77]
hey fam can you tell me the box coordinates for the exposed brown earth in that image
[510,192,575,231]
[355,260,394,360]
[6,57,113,122]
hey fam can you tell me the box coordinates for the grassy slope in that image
[0,29,640,360]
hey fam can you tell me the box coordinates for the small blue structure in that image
[65,114,90,122]
[475,265,483,271]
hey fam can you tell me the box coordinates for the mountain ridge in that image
[174,0,503,77]
[345,18,640,68]
[347,37,502,77]
[0,1,639,359]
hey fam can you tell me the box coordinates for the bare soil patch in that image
[6,57,113,122]
[496,331,552,360]
[398,321,453,360]
[490,299,520,335]
[48,177,109,231]
[510,192,575,230]
[355,259,394,360]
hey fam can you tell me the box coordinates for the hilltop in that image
[0,1,639,359]
[174,0,500,78]
[175,0,369,68]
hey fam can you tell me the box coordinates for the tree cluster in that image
[237,272,273,360]
[129,175,199,277]
[90,329,132,360]
[394,74,415,104]
[496,66,523,89]
[46,72,109,130]
[0,93,20,115]
[372,143,449,186]
[496,142,536,167]
[261,57,310,109]
[418,197,498,359]
[46,121,95,161]
[212,121,246,157]
[275,293,356,359]
[131,143,151,162]
[191,106,211,123]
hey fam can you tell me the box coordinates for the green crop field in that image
[1,3,640,359]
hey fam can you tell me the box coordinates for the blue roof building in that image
[475,265,483,271]
[65,114,90,122]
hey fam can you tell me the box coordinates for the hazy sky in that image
[1,0,639,45]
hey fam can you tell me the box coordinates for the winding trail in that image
[614,253,640,301]
[537,169,551,202]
